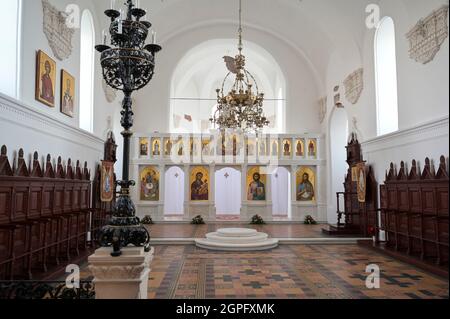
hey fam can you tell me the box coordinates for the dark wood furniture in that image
[91,132,117,244]
[323,134,378,237]
[377,156,448,271]
[0,146,92,280]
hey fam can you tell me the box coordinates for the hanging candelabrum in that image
[95,0,162,257]
[210,0,269,133]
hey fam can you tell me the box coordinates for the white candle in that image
[118,9,124,34]
[152,31,157,44]
[102,29,107,44]
[143,8,147,20]
[110,0,115,10]
[135,0,140,8]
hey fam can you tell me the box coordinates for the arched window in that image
[1,0,21,98]
[79,10,95,133]
[374,17,399,136]
[170,39,286,134]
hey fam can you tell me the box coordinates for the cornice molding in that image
[0,93,104,153]
[362,116,449,154]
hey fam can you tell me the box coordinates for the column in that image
[291,165,298,221]
[265,166,273,221]
[241,164,248,221]
[158,164,165,220]
[183,164,190,221]
[209,164,216,221]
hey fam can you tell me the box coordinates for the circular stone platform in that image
[195,228,279,251]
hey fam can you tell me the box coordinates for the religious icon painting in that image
[351,165,359,182]
[295,139,305,157]
[60,70,75,117]
[246,137,256,157]
[270,139,279,157]
[258,137,268,157]
[296,167,316,202]
[247,166,267,201]
[176,138,185,156]
[151,138,161,157]
[201,137,212,157]
[140,166,160,201]
[307,139,317,158]
[190,166,209,201]
[35,50,56,107]
[282,139,292,157]
[100,161,114,202]
[356,162,367,203]
[163,138,173,157]
[139,138,149,157]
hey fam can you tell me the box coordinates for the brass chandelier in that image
[210,0,269,132]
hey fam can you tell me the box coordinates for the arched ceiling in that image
[94,0,377,89]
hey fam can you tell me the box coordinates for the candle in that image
[102,29,108,44]
[110,0,115,10]
[118,9,124,34]
[152,31,157,44]
[135,0,140,8]
[143,7,147,20]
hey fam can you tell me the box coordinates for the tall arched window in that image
[80,10,95,133]
[375,17,399,136]
[1,0,21,98]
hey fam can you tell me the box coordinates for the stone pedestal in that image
[88,246,154,299]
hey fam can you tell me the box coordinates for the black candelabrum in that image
[95,0,162,257]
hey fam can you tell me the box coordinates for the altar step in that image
[150,237,370,245]
[195,228,279,251]
[322,224,364,236]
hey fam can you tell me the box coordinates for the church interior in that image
[0,0,448,302]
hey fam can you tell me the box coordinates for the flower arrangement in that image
[250,214,266,225]
[191,215,205,225]
[141,215,154,225]
[304,215,317,225]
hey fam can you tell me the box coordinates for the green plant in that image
[191,215,205,225]
[304,215,317,225]
[250,214,266,225]
[141,215,154,225]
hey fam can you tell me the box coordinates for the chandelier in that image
[210,0,269,132]
[95,0,162,257]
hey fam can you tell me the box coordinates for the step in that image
[195,238,279,251]
[205,232,269,243]
[216,228,258,237]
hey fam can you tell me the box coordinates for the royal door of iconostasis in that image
[271,167,291,219]
[215,167,242,220]
[164,166,185,218]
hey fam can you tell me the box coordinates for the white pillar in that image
[183,164,190,221]
[291,165,298,221]
[88,247,154,300]
[241,164,248,221]
[158,164,165,220]
[209,164,216,221]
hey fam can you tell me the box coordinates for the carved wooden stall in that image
[0,146,91,280]
[323,133,378,237]
[379,156,449,269]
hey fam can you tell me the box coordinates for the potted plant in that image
[250,214,266,225]
[141,215,154,225]
[191,215,205,225]
[304,215,317,225]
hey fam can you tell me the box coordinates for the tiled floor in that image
[81,244,449,299]
[148,245,448,299]
[146,223,334,239]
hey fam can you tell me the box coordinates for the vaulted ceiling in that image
[94,0,382,87]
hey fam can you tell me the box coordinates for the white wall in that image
[19,0,116,138]
[0,0,119,174]
[132,23,320,135]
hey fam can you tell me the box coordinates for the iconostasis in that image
[131,132,326,222]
